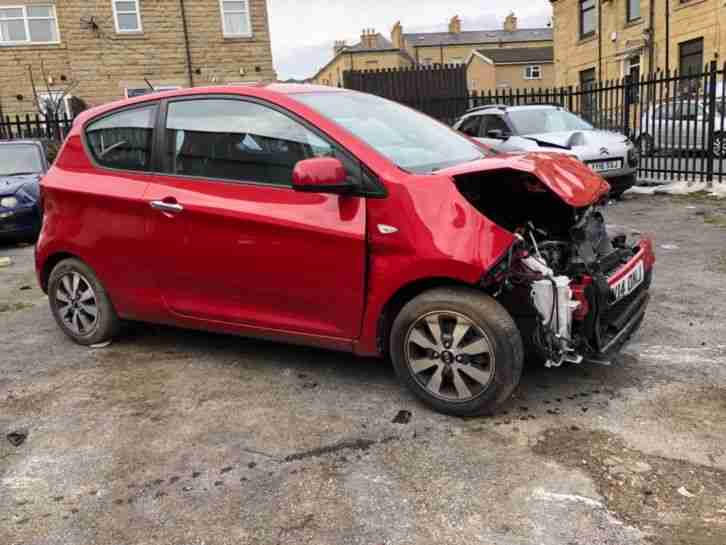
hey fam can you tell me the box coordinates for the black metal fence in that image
[0,113,74,143]
[344,65,468,123]
[345,62,726,184]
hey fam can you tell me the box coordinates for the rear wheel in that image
[390,287,523,416]
[713,132,726,158]
[48,258,120,346]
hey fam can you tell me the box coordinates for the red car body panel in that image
[36,84,651,358]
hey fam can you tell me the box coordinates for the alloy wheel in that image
[713,135,726,158]
[54,271,99,335]
[404,311,495,402]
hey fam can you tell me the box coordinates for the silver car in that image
[634,99,726,157]
[453,104,639,197]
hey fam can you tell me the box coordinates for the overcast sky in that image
[267,0,553,80]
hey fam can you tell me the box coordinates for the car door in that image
[143,96,367,340]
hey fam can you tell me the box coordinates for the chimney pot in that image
[504,12,518,32]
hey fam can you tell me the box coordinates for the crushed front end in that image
[452,161,655,367]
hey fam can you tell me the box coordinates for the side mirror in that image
[487,129,509,140]
[292,157,352,194]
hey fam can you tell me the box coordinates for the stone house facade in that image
[466,46,555,92]
[311,13,553,91]
[0,0,275,118]
[551,0,726,88]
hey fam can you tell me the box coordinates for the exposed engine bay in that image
[455,170,653,367]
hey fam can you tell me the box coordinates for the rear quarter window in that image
[85,105,157,172]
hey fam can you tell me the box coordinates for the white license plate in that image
[610,260,645,303]
[590,160,622,172]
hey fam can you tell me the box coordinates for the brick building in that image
[551,0,726,88]
[0,0,275,117]
[311,13,553,90]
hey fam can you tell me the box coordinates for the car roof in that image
[0,139,45,146]
[464,103,562,116]
[73,83,348,124]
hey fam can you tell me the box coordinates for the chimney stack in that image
[503,12,518,32]
[449,16,461,34]
[391,21,404,49]
[333,40,347,54]
[361,28,377,49]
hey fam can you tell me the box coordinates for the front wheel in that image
[390,287,524,416]
[48,258,120,345]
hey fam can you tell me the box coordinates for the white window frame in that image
[219,0,253,38]
[524,65,543,80]
[112,0,142,34]
[0,4,60,46]
[38,91,73,120]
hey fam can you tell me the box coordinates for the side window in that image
[85,105,157,172]
[655,103,676,120]
[458,116,481,137]
[678,102,702,121]
[480,115,510,137]
[165,99,336,186]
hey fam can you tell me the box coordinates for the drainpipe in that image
[648,0,670,72]
[665,0,670,71]
[179,0,194,87]
[598,0,603,81]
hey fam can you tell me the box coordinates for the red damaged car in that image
[36,85,654,416]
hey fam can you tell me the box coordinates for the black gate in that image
[343,64,468,125]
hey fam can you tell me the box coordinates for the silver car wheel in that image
[54,272,99,335]
[713,134,726,158]
[404,311,495,402]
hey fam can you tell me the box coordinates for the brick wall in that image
[0,0,275,117]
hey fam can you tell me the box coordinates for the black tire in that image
[389,287,524,417]
[48,258,120,346]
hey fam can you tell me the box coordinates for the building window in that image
[626,0,640,22]
[220,0,252,37]
[112,0,142,33]
[524,65,542,80]
[679,37,703,76]
[626,56,640,101]
[422,58,433,66]
[125,86,181,99]
[579,0,596,39]
[580,67,596,121]
[365,60,379,67]
[0,5,59,45]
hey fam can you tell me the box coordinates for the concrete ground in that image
[1,193,725,545]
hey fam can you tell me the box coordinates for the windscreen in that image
[294,91,485,173]
[508,108,593,135]
[0,144,43,176]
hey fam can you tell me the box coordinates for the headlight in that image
[0,196,19,209]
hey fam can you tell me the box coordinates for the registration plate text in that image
[590,160,622,172]
[610,260,645,303]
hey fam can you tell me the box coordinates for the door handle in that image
[150,200,184,214]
